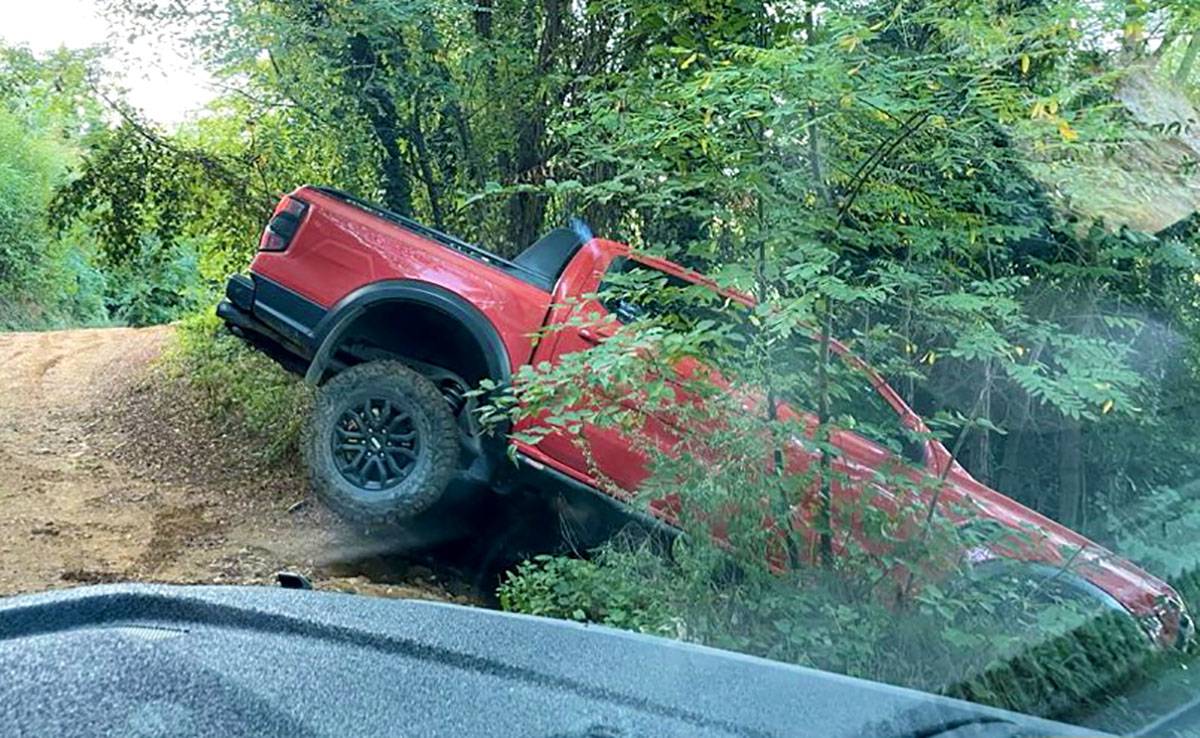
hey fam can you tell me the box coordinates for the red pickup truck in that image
[219,185,1191,647]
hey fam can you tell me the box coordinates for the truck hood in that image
[944,466,1180,622]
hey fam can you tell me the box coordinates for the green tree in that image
[483,0,1200,693]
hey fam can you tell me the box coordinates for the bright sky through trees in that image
[0,0,214,125]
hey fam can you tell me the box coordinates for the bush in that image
[0,104,108,330]
[499,551,1200,727]
[0,235,110,331]
[497,542,1166,715]
[498,552,679,636]
[0,107,63,287]
[944,610,1153,721]
[103,233,208,326]
[163,309,312,462]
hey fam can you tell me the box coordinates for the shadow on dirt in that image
[312,485,577,605]
[311,475,674,605]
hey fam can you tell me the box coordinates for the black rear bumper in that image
[217,273,328,375]
[215,298,285,346]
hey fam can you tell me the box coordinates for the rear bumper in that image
[217,273,328,374]
[217,275,289,347]
[216,298,284,346]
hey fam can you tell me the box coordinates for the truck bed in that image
[308,186,552,291]
[244,185,560,372]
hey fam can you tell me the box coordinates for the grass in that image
[161,308,312,463]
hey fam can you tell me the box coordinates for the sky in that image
[0,0,217,126]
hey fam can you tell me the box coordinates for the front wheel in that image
[956,559,1130,646]
[303,360,461,527]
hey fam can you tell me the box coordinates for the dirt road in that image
[0,326,474,601]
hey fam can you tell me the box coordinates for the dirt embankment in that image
[0,326,479,602]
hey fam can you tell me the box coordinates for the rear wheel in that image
[304,361,460,527]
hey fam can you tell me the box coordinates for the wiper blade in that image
[891,716,1029,738]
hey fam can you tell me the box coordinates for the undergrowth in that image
[162,309,311,462]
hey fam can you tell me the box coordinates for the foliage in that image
[0,98,108,329]
[163,311,312,462]
[498,552,678,635]
[0,45,106,137]
[101,0,684,253]
[0,108,63,286]
[100,234,208,326]
[477,0,1200,713]
[943,608,1154,722]
[499,541,1115,698]
[501,555,1200,724]
[0,44,149,329]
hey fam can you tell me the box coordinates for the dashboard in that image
[0,584,1106,737]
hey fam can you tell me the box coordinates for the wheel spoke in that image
[382,453,405,477]
[386,443,416,458]
[346,449,367,478]
[371,456,388,482]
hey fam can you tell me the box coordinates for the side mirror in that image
[614,299,643,324]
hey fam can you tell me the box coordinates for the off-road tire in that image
[304,360,460,526]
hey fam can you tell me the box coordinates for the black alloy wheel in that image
[303,360,461,526]
[332,398,421,491]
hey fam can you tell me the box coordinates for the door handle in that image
[579,327,605,345]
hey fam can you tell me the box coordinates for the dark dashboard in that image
[0,584,1106,737]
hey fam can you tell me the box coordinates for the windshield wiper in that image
[891,716,1032,738]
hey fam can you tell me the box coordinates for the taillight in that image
[258,197,309,252]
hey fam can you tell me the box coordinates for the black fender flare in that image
[304,280,513,388]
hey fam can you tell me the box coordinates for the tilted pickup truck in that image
[219,185,1191,647]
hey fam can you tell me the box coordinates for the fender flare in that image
[304,280,513,388]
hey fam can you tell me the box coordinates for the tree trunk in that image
[815,302,835,566]
[346,33,412,216]
[973,360,993,484]
[474,0,494,39]
[1176,33,1200,85]
[996,422,1025,500]
[1057,418,1085,528]
[505,0,566,250]
[408,103,445,229]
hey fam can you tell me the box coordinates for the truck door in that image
[523,252,687,497]
[524,250,932,546]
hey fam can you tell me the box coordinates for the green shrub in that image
[501,550,1200,727]
[498,552,679,636]
[0,107,63,287]
[103,233,208,326]
[497,544,1167,717]
[163,309,312,462]
[0,235,110,331]
[944,609,1158,724]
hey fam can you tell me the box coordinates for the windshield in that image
[4,1,1200,736]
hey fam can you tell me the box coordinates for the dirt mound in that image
[0,326,479,603]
